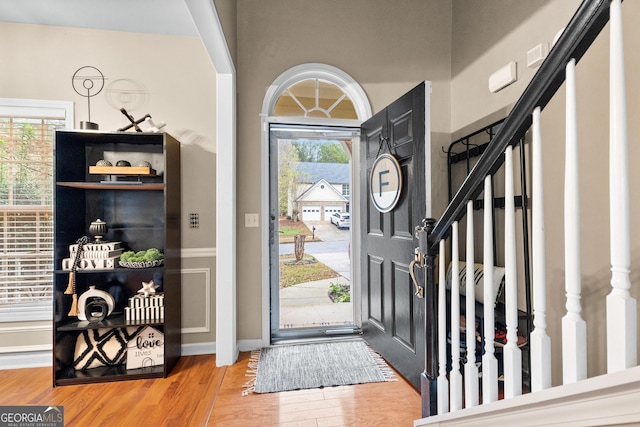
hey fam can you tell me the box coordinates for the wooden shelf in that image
[55,265,164,274]
[55,365,165,386]
[57,314,164,332]
[57,181,163,190]
[89,166,156,176]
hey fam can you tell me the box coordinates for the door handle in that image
[410,248,424,298]
[410,222,430,299]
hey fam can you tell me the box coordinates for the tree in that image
[317,142,349,163]
[293,234,306,261]
[292,140,348,164]
[278,141,301,217]
[0,121,53,206]
[291,140,317,162]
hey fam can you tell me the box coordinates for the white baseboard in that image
[0,339,265,370]
[0,349,51,369]
[181,341,216,356]
[1,344,219,370]
[238,338,264,352]
[180,339,262,357]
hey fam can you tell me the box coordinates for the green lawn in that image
[279,254,340,288]
[279,218,320,243]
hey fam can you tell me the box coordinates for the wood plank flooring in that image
[0,352,421,426]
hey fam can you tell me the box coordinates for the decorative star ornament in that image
[138,280,159,297]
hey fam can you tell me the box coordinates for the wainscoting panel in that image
[181,267,212,334]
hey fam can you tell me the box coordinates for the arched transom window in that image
[274,79,357,119]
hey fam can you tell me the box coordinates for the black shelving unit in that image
[52,130,181,386]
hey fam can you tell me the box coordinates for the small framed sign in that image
[126,325,164,370]
[370,153,403,213]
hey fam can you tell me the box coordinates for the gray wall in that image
[235,0,453,340]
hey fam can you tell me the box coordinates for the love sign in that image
[126,326,164,370]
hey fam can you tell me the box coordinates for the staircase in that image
[415,0,640,424]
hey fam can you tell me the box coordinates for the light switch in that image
[245,213,259,227]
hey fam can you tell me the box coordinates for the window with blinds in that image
[0,99,72,321]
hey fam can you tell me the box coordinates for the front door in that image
[360,81,428,389]
[269,124,359,342]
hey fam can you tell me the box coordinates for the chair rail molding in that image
[181,247,216,258]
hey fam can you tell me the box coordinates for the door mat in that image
[243,340,396,395]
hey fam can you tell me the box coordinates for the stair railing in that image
[421,0,632,418]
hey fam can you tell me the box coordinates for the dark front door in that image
[360,82,427,389]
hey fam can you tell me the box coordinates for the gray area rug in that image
[243,340,396,395]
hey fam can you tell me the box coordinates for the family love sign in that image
[126,325,164,369]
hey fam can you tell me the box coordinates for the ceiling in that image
[0,0,199,37]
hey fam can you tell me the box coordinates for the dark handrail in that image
[427,0,613,251]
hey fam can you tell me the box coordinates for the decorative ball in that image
[116,160,131,167]
[135,160,152,168]
[96,159,112,167]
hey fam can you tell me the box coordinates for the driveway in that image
[303,220,350,280]
[303,220,349,243]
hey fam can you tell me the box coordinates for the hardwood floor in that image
[0,352,421,426]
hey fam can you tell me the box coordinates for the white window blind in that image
[0,99,72,321]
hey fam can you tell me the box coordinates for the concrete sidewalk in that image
[279,276,353,328]
[278,220,353,328]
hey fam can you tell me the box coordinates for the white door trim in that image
[260,64,371,345]
[185,0,237,366]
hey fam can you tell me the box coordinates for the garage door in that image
[323,205,342,221]
[301,206,321,221]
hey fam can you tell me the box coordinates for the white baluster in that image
[608,0,637,372]
[530,106,552,391]
[450,222,463,411]
[563,58,587,384]
[503,145,522,398]
[438,239,449,414]
[464,201,479,407]
[482,175,498,404]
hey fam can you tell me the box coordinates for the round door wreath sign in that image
[370,153,403,213]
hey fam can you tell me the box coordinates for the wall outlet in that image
[245,213,259,227]
[189,213,199,228]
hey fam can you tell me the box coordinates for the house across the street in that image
[294,162,349,221]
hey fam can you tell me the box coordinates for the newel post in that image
[419,218,438,417]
